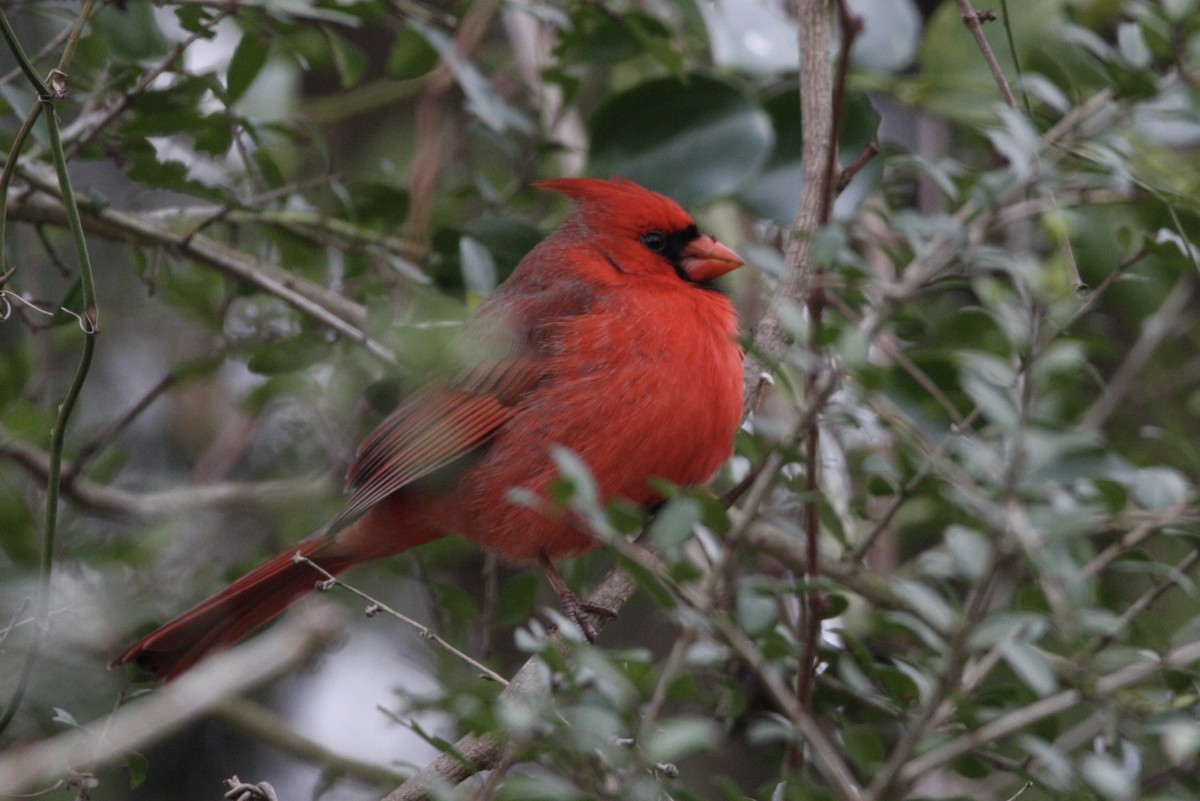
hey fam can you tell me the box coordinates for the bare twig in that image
[954,0,1018,109]
[62,372,181,484]
[836,140,878,193]
[293,554,510,686]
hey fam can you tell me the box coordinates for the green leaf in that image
[321,27,368,87]
[844,725,886,771]
[642,716,719,762]
[227,32,271,102]
[93,1,169,61]
[589,74,773,205]
[648,496,703,550]
[51,707,79,727]
[495,574,539,625]
[411,21,532,134]
[555,6,671,66]
[125,752,149,789]
[459,236,497,296]
[701,0,798,74]
[435,582,479,620]
[387,27,439,79]
[245,333,333,375]
[999,640,1059,696]
[1081,753,1136,800]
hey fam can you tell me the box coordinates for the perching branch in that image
[383,565,639,801]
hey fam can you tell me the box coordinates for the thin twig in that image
[898,637,1200,783]
[8,185,400,367]
[62,372,181,484]
[0,2,99,737]
[1081,271,1196,430]
[954,0,1018,109]
[836,140,878,193]
[293,554,510,686]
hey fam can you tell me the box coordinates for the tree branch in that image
[898,637,1200,783]
[383,566,638,801]
[7,182,401,367]
[1,436,335,521]
[742,0,836,413]
[0,604,346,794]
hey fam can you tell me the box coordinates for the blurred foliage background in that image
[2,0,1200,799]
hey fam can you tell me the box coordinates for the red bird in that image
[114,178,745,680]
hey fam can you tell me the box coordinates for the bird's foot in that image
[539,553,617,642]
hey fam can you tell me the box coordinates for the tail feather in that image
[112,539,353,681]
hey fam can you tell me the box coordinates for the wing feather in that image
[327,358,543,530]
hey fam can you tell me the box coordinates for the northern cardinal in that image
[113,178,744,680]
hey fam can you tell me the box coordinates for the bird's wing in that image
[328,356,544,530]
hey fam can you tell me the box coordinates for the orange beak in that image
[680,235,744,283]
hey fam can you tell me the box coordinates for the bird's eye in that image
[642,231,667,252]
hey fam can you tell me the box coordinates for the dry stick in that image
[0,603,345,794]
[899,636,1200,783]
[292,554,510,686]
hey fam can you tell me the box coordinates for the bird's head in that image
[537,178,743,286]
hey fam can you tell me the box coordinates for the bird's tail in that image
[111,537,355,682]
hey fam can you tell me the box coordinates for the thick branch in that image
[1,436,335,521]
[0,604,345,794]
[742,0,836,413]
